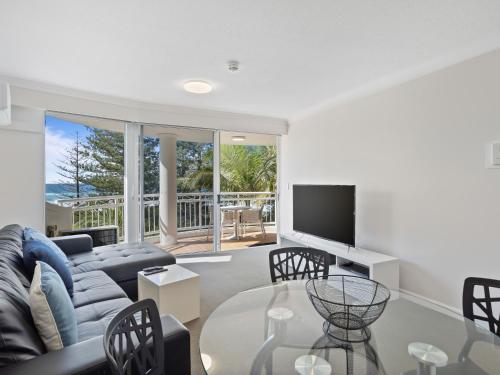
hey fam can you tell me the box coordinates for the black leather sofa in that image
[0,224,191,375]
[55,236,177,300]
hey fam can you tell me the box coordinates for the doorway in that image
[218,131,278,251]
[139,128,278,254]
[139,125,216,254]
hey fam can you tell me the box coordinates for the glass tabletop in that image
[199,280,500,375]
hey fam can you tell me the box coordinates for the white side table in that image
[138,264,200,323]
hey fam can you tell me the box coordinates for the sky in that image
[45,115,91,183]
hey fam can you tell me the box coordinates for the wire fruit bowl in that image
[306,275,390,342]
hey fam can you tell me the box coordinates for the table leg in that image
[234,212,240,240]
[227,219,239,240]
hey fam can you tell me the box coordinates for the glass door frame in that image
[137,123,219,252]
[135,124,280,253]
[213,130,221,251]
[138,125,145,242]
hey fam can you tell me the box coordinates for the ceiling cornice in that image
[0,75,288,135]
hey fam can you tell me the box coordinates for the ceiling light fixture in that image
[232,135,246,142]
[183,80,213,94]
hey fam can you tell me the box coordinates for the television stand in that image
[280,232,399,290]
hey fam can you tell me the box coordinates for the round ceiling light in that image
[183,80,213,94]
[232,135,246,142]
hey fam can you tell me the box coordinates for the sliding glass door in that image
[137,127,279,254]
[44,112,127,244]
[139,124,216,255]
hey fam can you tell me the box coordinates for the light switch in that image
[492,142,500,166]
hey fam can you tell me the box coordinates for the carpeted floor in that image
[178,246,275,375]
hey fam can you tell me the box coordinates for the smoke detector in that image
[227,60,240,72]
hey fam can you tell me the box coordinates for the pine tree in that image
[82,128,125,195]
[56,131,87,197]
[81,129,160,195]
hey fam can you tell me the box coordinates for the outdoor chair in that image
[221,209,237,239]
[206,205,237,240]
[240,205,266,238]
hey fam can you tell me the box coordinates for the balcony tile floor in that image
[155,226,277,255]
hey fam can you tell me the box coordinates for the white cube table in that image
[138,264,200,323]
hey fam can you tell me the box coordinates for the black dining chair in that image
[402,282,500,375]
[269,247,330,282]
[463,277,500,336]
[103,299,165,375]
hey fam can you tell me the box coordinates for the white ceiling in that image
[1,1,500,119]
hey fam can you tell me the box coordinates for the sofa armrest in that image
[162,314,191,375]
[51,234,93,256]
[2,314,190,375]
[1,336,107,375]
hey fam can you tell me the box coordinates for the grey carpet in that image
[179,247,273,375]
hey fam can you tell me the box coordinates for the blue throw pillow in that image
[29,261,77,351]
[23,239,74,296]
[23,227,69,264]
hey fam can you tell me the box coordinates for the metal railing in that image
[57,192,276,240]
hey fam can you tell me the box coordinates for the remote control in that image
[144,268,168,276]
[143,266,163,273]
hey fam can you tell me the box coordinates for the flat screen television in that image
[293,185,355,247]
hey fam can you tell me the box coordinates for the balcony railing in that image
[56,192,276,240]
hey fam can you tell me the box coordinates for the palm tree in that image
[185,145,276,192]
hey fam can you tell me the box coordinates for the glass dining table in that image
[199,280,500,375]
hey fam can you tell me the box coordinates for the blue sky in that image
[45,115,91,183]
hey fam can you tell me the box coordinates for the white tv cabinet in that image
[280,232,399,290]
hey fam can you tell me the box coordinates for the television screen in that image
[293,185,355,246]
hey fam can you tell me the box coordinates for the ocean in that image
[45,183,96,202]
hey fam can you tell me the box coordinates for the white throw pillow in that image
[29,261,77,351]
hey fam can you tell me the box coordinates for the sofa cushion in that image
[68,242,175,284]
[29,262,77,351]
[23,227,69,264]
[72,270,128,308]
[0,224,30,289]
[0,261,46,367]
[0,224,24,244]
[23,239,74,296]
[75,298,132,342]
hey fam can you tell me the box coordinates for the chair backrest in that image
[103,299,164,375]
[221,209,235,225]
[269,247,330,283]
[463,277,500,336]
[240,207,261,223]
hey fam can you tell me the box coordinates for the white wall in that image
[0,106,45,230]
[280,49,500,310]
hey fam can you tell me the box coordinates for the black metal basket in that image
[306,275,390,342]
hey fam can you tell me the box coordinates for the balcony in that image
[54,192,276,254]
